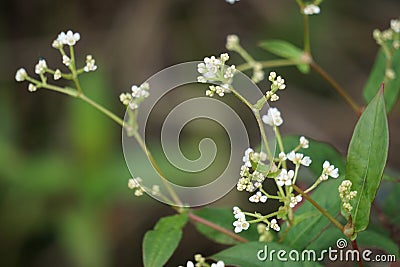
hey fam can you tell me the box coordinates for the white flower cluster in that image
[303,4,320,15]
[391,19,400,33]
[287,151,312,166]
[197,53,236,97]
[119,82,150,110]
[299,136,309,148]
[15,68,27,82]
[84,55,97,72]
[265,72,286,102]
[373,18,400,50]
[179,254,224,267]
[249,191,268,203]
[52,30,81,49]
[319,161,339,181]
[128,177,144,196]
[233,206,249,233]
[276,169,294,186]
[290,195,303,208]
[262,107,283,127]
[268,219,280,232]
[35,59,47,75]
[226,34,239,50]
[237,148,267,192]
[225,0,239,4]
[338,180,357,213]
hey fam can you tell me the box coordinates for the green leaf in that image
[259,40,310,73]
[363,48,400,112]
[142,213,188,267]
[193,208,259,245]
[213,242,322,266]
[357,230,400,258]
[280,136,346,251]
[346,91,389,233]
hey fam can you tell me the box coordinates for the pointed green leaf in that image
[363,49,400,112]
[213,242,322,266]
[259,40,310,73]
[142,213,188,267]
[193,208,259,245]
[346,91,388,233]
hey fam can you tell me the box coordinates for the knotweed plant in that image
[15,1,399,266]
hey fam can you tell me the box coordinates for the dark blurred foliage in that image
[0,0,399,266]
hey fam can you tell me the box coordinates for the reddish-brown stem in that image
[187,212,248,243]
[310,61,363,116]
[351,239,364,267]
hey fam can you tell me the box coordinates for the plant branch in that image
[187,212,248,243]
[310,61,362,115]
[237,59,302,72]
[293,184,344,232]
[351,239,364,267]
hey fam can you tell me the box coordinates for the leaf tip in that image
[378,82,385,94]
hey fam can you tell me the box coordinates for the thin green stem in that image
[131,131,182,206]
[310,61,362,115]
[237,59,303,72]
[248,211,280,224]
[303,14,311,54]
[259,188,281,200]
[274,126,286,169]
[304,179,321,194]
[292,184,344,232]
[188,212,248,243]
[79,94,124,126]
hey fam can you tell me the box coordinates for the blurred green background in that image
[1,0,399,266]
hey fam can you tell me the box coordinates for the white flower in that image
[287,151,312,166]
[249,191,268,203]
[225,0,239,4]
[84,55,97,72]
[119,93,132,105]
[270,94,279,101]
[233,218,249,233]
[236,178,248,191]
[276,169,294,186]
[226,34,239,50]
[262,107,283,126]
[319,161,339,180]
[211,261,225,267]
[391,19,400,33]
[197,54,236,86]
[299,136,309,149]
[52,39,62,49]
[303,4,320,15]
[15,68,27,82]
[178,261,194,267]
[35,59,47,74]
[273,76,286,90]
[54,69,62,80]
[242,148,254,167]
[128,177,142,189]
[269,219,280,232]
[151,185,160,196]
[28,83,37,92]
[64,30,80,46]
[268,71,276,81]
[62,55,71,66]
[290,195,302,208]
[278,152,287,161]
[131,83,150,98]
